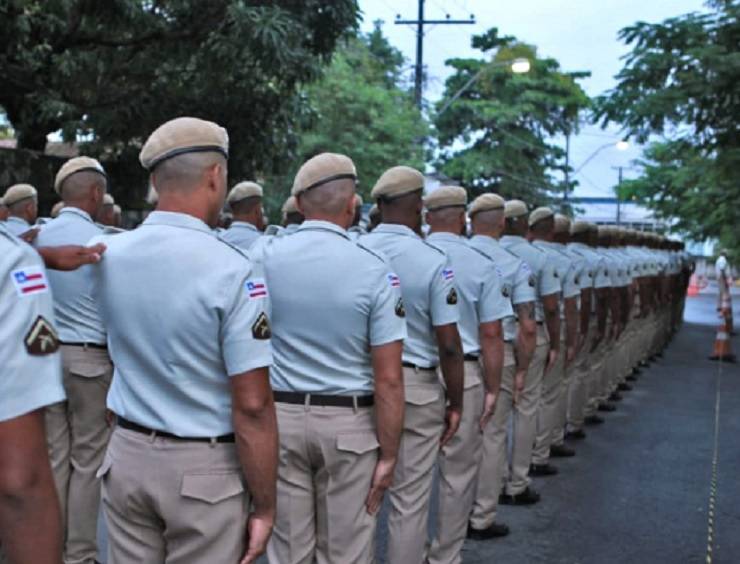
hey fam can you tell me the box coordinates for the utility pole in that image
[396,0,475,109]
[563,131,571,206]
[612,165,624,225]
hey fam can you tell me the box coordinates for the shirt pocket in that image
[405,384,442,406]
[180,472,245,504]
[336,431,380,455]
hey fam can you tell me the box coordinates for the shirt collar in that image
[470,234,501,248]
[7,216,29,226]
[59,206,94,223]
[297,219,349,239]
[374,222,420,238]
[143,211,213,234]
[500,234,526,244]
[230,221,259,232]
[427,232,463,244]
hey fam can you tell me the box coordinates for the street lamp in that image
[437,58,531,117]
[572,139,629,175]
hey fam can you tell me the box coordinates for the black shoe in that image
[632,367,642,375]
[499,487,541,506]
[550,444,576,457]
[597,403,616,412]
[530,463,558,477]
[565,429,586,440]
[467,522,510,540]
[626,374,638,382]
[608,392,623,402]
[617,383,633,391]
[584,414,605,425]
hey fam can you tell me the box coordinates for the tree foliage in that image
[434,28,590,203]
[292,27,428,202]
[0,0,359,179]
[595,0,740,255]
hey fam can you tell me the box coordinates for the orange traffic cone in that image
[687,274,701,297]
[709,320,736,363]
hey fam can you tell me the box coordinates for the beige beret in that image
[139,117,229,171]
[528,206,554,227]
[227,181,263,205]
[292,153,357,197]
[102,193,115,206]
[597,225,613,236]
[468,193,505,217]
[369,203,380,218]
[281,195,298,214]
[371,166,424,200]
[354,194,363,207]
[50,201,65,218]
[424,185,467,211]
[554,214,571,234]
[54,157,107,194]
[113,204,122,215]
[3,183,37,206]
[570,220,590,235]
[0,196,5,207]
[504,199,528,219]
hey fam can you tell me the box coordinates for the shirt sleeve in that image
[561,261,581,299]
[478,264,514,322]
[221,262,273,377]
[369,267,408,346]
[592,257,612,289]
[429,254,460,327]
[538,254,561,297]
[1,246,65,422]
[512,260,537,305]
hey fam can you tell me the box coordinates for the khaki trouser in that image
[45,345,112,564]
[100,427,249,563]
[267,403,379,564]
[470,345,516,530]
[427,361,484,564]
[507,329,548,495]
[532,330,565,465]
[386,367,445,564]
[583,333,605,419]
[566,324,595,433]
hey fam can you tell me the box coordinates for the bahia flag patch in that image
[388,273,401,288]
[246,278,268,299]
[11,266,49,297]
[442,268,455,281]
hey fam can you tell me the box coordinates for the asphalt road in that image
[98,286,740,563]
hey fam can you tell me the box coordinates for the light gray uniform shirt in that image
[5,216,31,236]
[260,220,406,395]
[361,223,459,368]
[427,232,513,355]
[35,207,106,345]
[220,220,262,250]
[500,235,561,322]
[468,235,536,341]
[92,211,272,437]
[1,223,65,422]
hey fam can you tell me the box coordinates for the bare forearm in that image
[514,303,536,371]
[480,326,504,395]
[543,298,561,351]
[437,328,464,411]
[234,405,278,518]
[596,291,608,336]
[564,297,578,350]
[580,289,592,336]
[374,369,404,462]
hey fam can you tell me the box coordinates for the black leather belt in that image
[402,361,438,371]
[273,391,374,408]
[61,341,107,350]
[464,354,479,362]
[118,417,235,443]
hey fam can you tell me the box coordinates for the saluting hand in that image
[479,391,498,432]
[39,243,107,271]
[19,227,40,243]
[239,513,273,564]
[366,456,396,515]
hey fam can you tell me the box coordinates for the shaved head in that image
[152,152,227,194]
[60,171,107,203]
[298,178,355,217]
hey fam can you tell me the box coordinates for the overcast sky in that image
[358,0,708,197]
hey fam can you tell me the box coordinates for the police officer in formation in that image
[1,114,692,564]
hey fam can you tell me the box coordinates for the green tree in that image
[434,28,590,203]
[292,28,428,203]
[0,0,358,179]
[595,0,740,255]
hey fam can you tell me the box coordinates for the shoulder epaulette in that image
[356,241,388,264]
